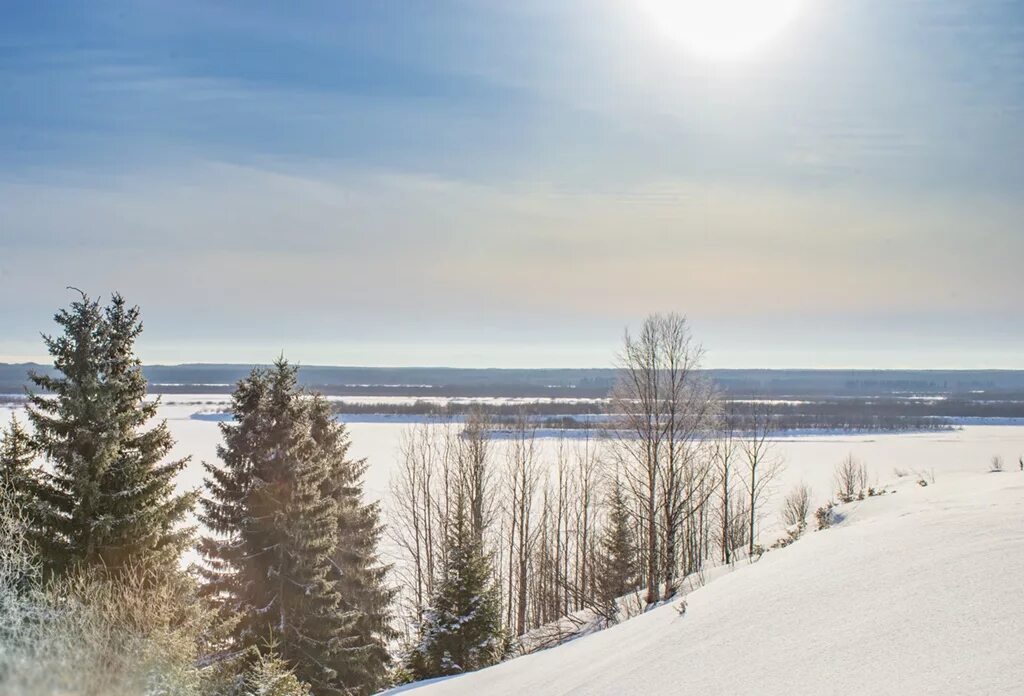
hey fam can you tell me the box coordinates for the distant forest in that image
[4,362,1024,399]
[325,397,1024,433]
[4,363,1024,433]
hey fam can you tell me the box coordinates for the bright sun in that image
[640,0,802,62]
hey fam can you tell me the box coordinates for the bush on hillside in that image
[815,503,836,531]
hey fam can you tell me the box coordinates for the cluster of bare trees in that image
[388,313,786,645]
[388,415,605,644]
[609,314,784,604]
[387,414,496,637]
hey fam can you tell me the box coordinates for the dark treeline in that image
[6,362,1024,399]
[324,397,1024,433]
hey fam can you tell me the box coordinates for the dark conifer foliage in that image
[0,416,39,512]
[25,291,195,577]
[311,396,395,691]
[595,478,638,620]
[407,493,505,680]
[201,359,391,695]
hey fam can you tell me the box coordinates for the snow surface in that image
[385,471,1024,696]
[3,398,1024,555]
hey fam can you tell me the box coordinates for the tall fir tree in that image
[406,491,505,680]
[25,291,195,577]
[201,359,388,695]
[0,416,40,513]
[311,396,395,692]
[595,477,638,621]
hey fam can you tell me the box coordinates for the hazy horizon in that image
[3,342,1024,372]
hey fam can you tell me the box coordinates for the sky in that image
[1,1,1022,369]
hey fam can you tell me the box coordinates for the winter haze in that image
[3,1,1024,367]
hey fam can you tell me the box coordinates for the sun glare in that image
[640,0,802,62]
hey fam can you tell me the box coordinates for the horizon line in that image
[4,360,1024,374]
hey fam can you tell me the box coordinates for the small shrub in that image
[835,454,869,503]
[781,484,812,529]
[242,652,312,696]
[815,503,835,530]
[990,456,1004,473]
[772,521,806,549]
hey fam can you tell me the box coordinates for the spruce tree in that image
[26,291,195,577]
[407,493,505,679]
[200,359,364,695]
[0,417,39,513]
[595,478,638,621]
[311,396,395,692]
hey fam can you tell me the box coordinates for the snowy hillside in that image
[387,472,1024,695]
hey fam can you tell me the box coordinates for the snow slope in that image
[387,472,1024,696]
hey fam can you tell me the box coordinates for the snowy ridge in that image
[385,472,1024,695]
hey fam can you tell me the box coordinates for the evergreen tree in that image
[200,359,369,695]
[407,493,505,679]
[595,478,638,621]
[26,291,195,577]
[311,396,395,692]
[0,417,39,513]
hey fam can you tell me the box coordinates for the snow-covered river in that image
[5,394,1024,546]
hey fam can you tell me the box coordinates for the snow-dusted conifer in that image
[26,291,195,577]
[407,490,505,679]
[0,417,39,513]
[200,359,387,695]
[310,396,394,692]
[595,477,638,620]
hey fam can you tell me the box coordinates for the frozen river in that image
[4,393,1024,547]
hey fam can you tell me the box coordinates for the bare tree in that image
[713,415,741,564]
[457,409,496,543]
[656,318,718,598]
[781,483,812,530]
[609,313,719,603]
[609,317,662,605]
[569,428,600,611]
[739,401,784,556]
[504,414,542,636]
[388,423,440,634]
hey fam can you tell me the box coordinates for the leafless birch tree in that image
[609,313,720,603]
[739,401,784,556]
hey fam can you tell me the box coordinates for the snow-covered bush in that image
[815,503,836,531]
[990,456,1004,473]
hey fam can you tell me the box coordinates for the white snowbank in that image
[387,471,1024,695]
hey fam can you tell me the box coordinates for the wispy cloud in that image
[2,1,1023,366]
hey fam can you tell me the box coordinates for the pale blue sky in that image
[2,1,1022,368]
